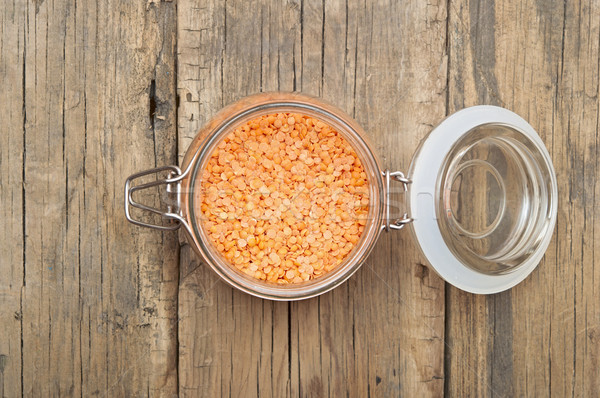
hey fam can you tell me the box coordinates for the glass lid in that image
[408,106,558,294]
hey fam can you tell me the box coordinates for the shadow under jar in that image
[125,93,558,300]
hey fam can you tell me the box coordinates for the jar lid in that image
[407,106,558,294]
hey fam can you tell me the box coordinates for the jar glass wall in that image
[180,93,386,300]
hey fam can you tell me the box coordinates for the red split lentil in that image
[197,113,370,284]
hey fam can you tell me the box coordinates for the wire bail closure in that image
[124,165,192,234]
[383,170,413,231]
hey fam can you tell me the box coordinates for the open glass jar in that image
[125,93,557,300]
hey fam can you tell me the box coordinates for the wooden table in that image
[1,0,598,396]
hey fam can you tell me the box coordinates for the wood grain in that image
[289,1,447,396]
[177,1,298,396]
[2,0,599,396]
[0,0,178,395]
[177,0,447,396]
[445,0,600,396]
[0,1,26,396]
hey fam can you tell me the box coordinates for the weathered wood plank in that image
[445,1,507,394]
[177,1,299,396]
[291,1,447,396]
[0,0,178,395]
[0,1,26,396]
[177,0,447,396]
[2,0,596,395]
[446,0,600,396]
[177,1,227,395]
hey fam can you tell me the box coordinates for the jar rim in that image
[181,93,386,300]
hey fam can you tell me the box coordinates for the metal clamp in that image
[383,169,414,231]
[125,165,189,232]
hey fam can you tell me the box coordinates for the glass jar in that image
[125,93,558,300]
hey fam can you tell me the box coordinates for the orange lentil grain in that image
[197,112,369,284]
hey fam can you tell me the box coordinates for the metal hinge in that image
[124,165,189,232]
[383,170,414,231]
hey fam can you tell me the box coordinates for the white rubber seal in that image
[408,106,558,294]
